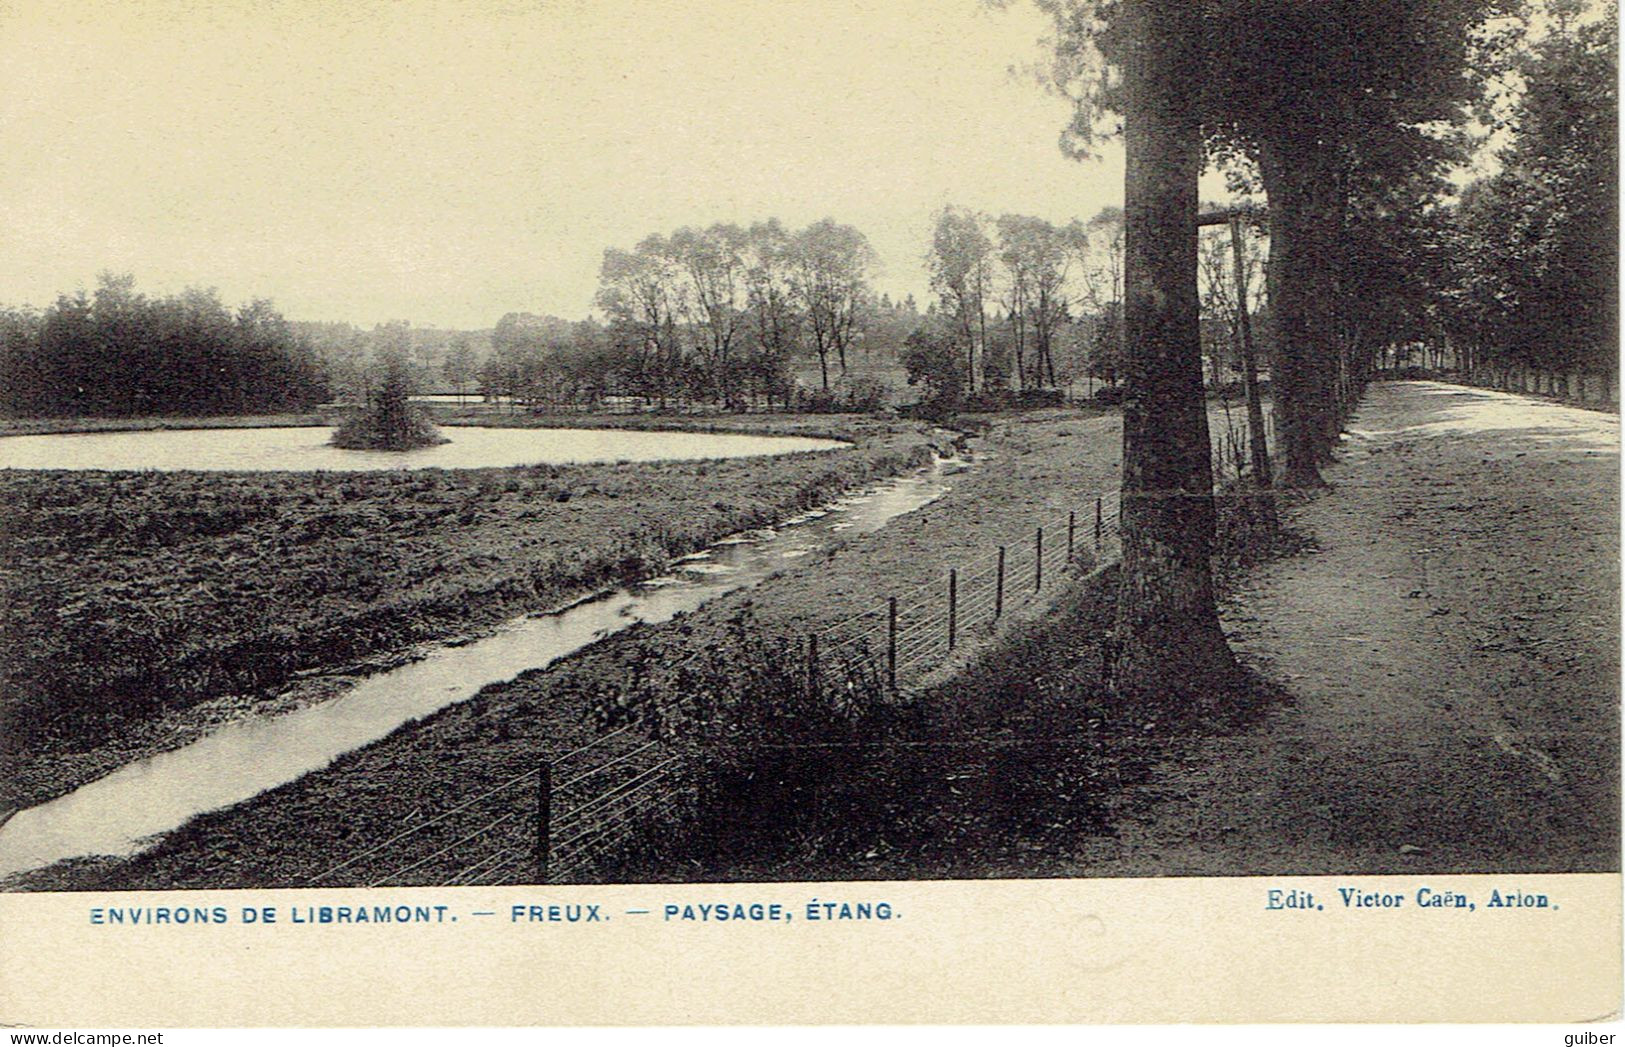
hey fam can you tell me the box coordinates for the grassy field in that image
[0,412,343,437]
[447,410,869,439]
[17,403,1245,889]
[0,414,940,813]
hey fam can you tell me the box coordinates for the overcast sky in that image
[1,0,1245,329]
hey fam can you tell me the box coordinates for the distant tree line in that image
[292,320,483,406]
[479,209,1166,416]
[0,274,328,417]
[0,210,1242,420]
[1437,6,1616,378]
[461,220,883,412]
[591,218,879,410]
[911,205,1135,403]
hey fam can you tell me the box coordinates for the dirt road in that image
[1109,380,1620,874]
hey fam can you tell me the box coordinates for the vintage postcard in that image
[0,0,1617,1029]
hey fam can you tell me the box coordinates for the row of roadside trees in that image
[1028,0,1615,700]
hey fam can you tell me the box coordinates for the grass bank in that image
[607,498,1301,884]
[0,412,342,437]
[443,409,898,442]
[0,415,939,814]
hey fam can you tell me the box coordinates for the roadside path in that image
[1105,380,1619,874]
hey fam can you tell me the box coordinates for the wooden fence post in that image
[1034,528,1044,591]
[887,597,898,691]
[1095,497,1103,552]
[947,569,958,650]
[995,546,1006,619]
[1067,511,1076,562]
[535,761,552,884]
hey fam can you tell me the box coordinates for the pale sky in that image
[0,0,1239,329]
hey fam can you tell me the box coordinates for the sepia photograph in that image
[0,0,1617,1029]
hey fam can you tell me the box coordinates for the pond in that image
[0,426,848,472]
[0,456,961,879]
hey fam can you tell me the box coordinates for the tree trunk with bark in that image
[1259,133,1343,487]
[1111,0,1240,703]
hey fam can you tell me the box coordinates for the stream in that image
[0,456,963,878]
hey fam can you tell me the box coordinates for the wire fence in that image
[307,395,1277,889]
[300,723,689,888]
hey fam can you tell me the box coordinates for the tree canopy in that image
[1029,0,1516,484]
[0,274,327,417]
[1442,6,1618,373]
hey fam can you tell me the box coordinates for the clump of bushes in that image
[330,358,447,451]
[586,609,923,876]
[795,377,893,414]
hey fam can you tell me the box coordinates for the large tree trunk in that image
[1258,134,1343,488]
[1111,0,1239,703]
